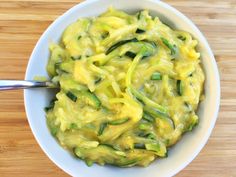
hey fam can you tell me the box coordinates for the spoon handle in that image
[0,80,54,91]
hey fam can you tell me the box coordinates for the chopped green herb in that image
[66,91,77,102]
[151,72,162,80]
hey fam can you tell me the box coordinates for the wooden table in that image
[0,0,235,176]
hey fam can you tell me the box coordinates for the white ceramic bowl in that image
[24,0,220,176]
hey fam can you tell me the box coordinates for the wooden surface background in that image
[0,0,235,176]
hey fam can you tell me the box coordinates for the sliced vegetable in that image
[125,51,136,59]
[146,133,156,140]
[134,143,145,149]
[85,160,93,167]
[143,106,170,119]
[184,115,199,132]
[145,143,167,157]
[106,38,138,54]
[143,106,175,129]
[184,102,192,112]
[101,32,109,39]
[177,80,183,96]
[140,43,156,59]
[145,41,157,48]
[145,143,159,151]
[54,62,61,70]
[136,28,146,34]
[46,110,59,136]
[71,56,81,60]
[44,98,57,112]
[66,91,77,102]
[129,87,168,116]
[142,112,154,122]
[117,159,140,167]
[70,123,78,129]
[77,35,82,40]
[100,144,118,151]
[161,37,177,55]
[95,77,102,84]
[59,75,87,91]
[137,11,142,20]
[109,118,130,125]
[177,35,186,41]
[55,62,69,74]
[137,132,156,140]
[74,145,126,165]
[98,122,108,136]
[151,72,162,80]
[56,60,74,73]
[79,91,101,109]
[138,123,152,130]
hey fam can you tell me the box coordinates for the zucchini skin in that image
[79,91,101,109]
[161,37,177,55]
[106,38,138,55]
[66,91,77,102]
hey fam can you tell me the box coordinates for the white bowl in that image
[24,0,220,176]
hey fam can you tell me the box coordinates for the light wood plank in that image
[0,0,235,176]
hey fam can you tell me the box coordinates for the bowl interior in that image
[24,0,220,177]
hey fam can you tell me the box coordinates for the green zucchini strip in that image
[106,38,138,55]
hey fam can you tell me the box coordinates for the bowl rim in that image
[24,0,221,176]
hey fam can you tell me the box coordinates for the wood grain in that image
[0,0,235,176]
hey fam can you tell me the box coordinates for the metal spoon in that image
[0,80,57,91]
